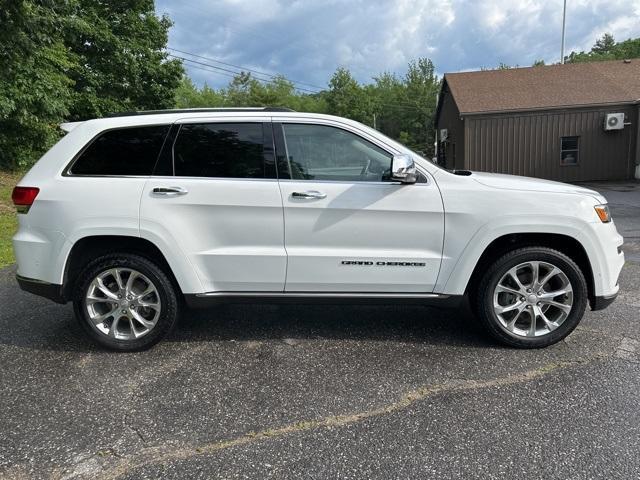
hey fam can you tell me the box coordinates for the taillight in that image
[12,186,40,214]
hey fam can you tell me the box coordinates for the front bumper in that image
[16,275,66,304]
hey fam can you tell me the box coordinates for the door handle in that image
[152,186,188,196]
[291,190,327,199]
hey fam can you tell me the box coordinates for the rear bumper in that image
[590,292,618,311]
[16,275,66,304]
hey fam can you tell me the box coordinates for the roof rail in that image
[104,107,295,118]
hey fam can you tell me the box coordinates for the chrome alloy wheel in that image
[85,268,161,340]
[493,261,574,337]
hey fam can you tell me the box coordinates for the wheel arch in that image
[62,235,188,301]
[463,233,595,307]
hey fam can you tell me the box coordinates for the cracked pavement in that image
[1,182,639,479]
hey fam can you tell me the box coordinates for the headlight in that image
[594,204,611,223]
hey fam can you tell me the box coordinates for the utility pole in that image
[560,0,567,64]
[373,113,377,130]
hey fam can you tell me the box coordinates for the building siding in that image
[436,82,465,170]
[463,105,636,182]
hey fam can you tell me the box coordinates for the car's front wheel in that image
[73,253,179,351]
[476,247,588,348]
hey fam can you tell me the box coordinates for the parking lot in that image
[1,182,639,480]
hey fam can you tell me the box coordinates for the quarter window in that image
[560,136,579,166]
[70,125,170,175]
[281,124,393,182]
[173,123,265,178]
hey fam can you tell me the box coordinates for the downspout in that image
[636,100,640,179]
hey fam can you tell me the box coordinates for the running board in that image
[184,291,464,308]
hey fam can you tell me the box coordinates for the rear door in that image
[275,120,445,293]
[139,118,286,293]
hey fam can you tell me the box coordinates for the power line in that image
[171,55,322,94]
[167,47,326,91]
[168,50,432,109]
[170,54,322,94]
[179,59,425,111]
[176,62,249,81]
[170,55,428,111]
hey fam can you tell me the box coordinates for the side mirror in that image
[391,154,417,184]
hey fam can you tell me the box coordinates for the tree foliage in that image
[566,33,640,63]
[0,0,182,170]
[64,0,183,120]
[0,1,74,169]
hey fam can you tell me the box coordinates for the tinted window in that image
[173,123,265,178]
[281,124,392,182]
[71,126,169,175]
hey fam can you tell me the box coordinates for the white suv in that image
[12,108,624,350]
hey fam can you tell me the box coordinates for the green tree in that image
[370,72,405,138]
[325,68,372,124]
[174,71,327,113]
[0,1,75,170]
[566,33,640,63]
[0,0,184,170]
[399,58,439,155]
[64,0,183,120]
[591,33,616,54]
[175,76,225,108]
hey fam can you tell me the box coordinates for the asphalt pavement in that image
[1,182,639,479]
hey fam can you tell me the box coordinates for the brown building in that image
[434,59,640,182]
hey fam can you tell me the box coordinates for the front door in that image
[140,119,286,293]
[274,121,444,293]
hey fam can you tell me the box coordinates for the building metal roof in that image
[443,59,640,115]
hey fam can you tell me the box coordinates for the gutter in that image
[634,98,640,180]
[459,100,639,117]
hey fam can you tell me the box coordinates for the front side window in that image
[281,124,392,182]
[560,136,579,166]
[173,123,265,178]
[70,125,170,175]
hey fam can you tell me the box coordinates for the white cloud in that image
[156,0,640,88]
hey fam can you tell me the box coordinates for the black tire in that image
[73,253,179,351]
[476,247,588,348]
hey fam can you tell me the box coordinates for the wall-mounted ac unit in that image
[439,128,448,141]
[604,113,625,131]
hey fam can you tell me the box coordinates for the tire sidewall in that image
[73,254,178,351]
[479,248,588,348]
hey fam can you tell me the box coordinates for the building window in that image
[560,136,579,166]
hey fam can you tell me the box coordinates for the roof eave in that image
[459,100,639,117]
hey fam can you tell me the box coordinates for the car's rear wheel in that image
[73,253,179,351]
[476,247,588,348]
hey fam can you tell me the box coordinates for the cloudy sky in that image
[156,0,640,91]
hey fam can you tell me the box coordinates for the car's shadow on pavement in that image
[167,301,492,348]
[2,283,495,352]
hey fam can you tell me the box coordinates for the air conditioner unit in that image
[439,128,448,141]
[604,113,625,131]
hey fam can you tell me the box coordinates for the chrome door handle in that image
[291,190,327,199]
[152,186,188,196]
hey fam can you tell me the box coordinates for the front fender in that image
[434,214,607,296]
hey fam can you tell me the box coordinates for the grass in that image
[0,171,21,268]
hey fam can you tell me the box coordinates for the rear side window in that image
[173,123,265,178]
[70,125,170,175]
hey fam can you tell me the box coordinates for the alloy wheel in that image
[493,261,574,337]
[85,268,161,340]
